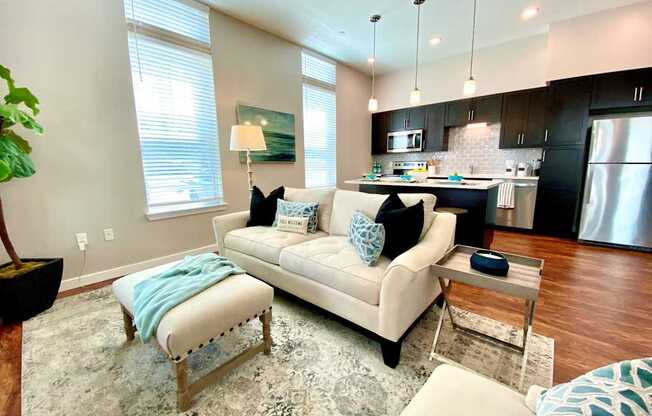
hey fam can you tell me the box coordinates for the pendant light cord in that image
[469,0,477,78]
[372,20,376,96]
[414,3,421,89]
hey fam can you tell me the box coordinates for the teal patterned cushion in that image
[537,358,652,416]
[347,211,385,266]
[274,199,319,233]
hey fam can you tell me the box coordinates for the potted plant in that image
[0,64,63,321]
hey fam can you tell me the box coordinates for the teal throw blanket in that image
[133,253,245,342]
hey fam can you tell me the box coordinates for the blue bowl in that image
[448,175,464,182]
[470,250,509,277]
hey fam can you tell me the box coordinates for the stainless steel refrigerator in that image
[579,116,652,249]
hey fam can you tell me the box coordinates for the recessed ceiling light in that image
[521,7,540,20]
[368,57,376,64]
[430,36,442,45]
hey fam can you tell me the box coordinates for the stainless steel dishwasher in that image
[495,179,539,230]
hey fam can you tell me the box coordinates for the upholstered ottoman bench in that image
[112,262,273,411]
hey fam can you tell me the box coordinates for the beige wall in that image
[546,1,652,81]
[376,2,652,111]
[0,1,370,280]
[375,35,548,111]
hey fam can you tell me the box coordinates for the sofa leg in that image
[380,339,402,368]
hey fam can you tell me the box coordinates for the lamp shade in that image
[230,125,267,151]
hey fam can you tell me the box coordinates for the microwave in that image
[387,130,423,153]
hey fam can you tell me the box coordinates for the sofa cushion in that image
[348,211,385,266]
[376,194,424,259]
[400,364,534,416]
[224,226,327,265]
[279,236,391,305]
[329,189,436,238]
[285,187,336,233]
[247,185,284,227]
[274,199,319,233]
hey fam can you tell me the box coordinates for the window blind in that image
[124,0,223,215]
[302,51,337,188]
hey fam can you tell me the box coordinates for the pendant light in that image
[410,0,425,106]
[368,14,381,112]
[463,0,478,96]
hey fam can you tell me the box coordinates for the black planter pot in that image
[0,258,63,321]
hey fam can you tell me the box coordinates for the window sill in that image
[146,202,228,221]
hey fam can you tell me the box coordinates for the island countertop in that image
[345,179,503,190]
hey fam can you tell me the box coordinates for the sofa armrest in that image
[212,210,249,254]
[377,212,456,341]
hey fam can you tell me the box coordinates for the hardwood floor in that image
[1,231,651,415]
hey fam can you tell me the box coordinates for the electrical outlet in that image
[76,233,88,251]
[103,228,115,241]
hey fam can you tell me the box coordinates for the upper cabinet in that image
[389,107,426,131]
[499,87,547,149]
[590,68,652,110]
[445,95,502,127]
[423,103,447,152]
[545,77,593,147]
[371,112,390,155]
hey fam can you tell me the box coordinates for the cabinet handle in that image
[542,149,546,162]
[468,110,471,121]
[639,87,644,102]
[544,129,548,143]
[634,87,639,102]
[471,109,475,121]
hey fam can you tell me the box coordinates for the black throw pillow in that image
[247,186,285,227]
[375,193,424,259]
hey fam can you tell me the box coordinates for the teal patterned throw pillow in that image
[537,358,652,416]
[348,211,385,266]
[274,199,319,233]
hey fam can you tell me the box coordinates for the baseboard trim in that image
[58,244,217,292]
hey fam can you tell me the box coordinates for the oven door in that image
[387,130,423,153]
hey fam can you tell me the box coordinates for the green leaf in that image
[4,87,40,115]
[0,160,10,182]
[0,136,35,180]
[0,103,43,134]
[1,129,32,154]
[0,65,16,91]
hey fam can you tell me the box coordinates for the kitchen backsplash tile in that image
[375,124,543,175]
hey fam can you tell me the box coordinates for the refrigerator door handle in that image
[584,168,593,205]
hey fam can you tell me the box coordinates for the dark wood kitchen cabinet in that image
[499,87,547,149]
[389,107,426,131]
[545,77,592,146]
[590,68,652,110]
[534,145,587,236]
[423,103,447,152]
[445,94,502,126]
[371,111,389,154]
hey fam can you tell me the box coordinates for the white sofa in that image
[212,187,456,366]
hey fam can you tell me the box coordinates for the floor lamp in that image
[230,125,267,194]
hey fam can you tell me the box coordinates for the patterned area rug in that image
[22,287,553,415]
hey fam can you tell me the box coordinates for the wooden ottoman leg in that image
[260,310,272,355]
[121,306,135,341]
[175,360,191,412]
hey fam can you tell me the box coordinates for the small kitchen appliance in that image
[505,160,516,176]
[517,162,532,177]
[387,130,423,153]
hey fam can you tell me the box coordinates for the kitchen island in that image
[345,179,501,248]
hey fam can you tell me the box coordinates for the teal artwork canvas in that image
[236,104,296,163]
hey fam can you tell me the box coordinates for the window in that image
[124,0,224,218]
[302,51,337,188]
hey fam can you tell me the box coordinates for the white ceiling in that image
[204,0,646,74]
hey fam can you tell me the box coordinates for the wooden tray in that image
[431,245,544,300]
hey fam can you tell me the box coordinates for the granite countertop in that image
[427,174,540,181]
[345,179,503,190]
